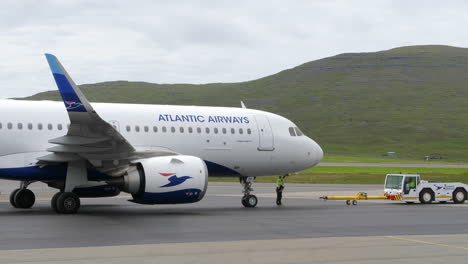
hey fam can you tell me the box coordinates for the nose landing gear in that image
[9,181,36,209]
[240,176,258,208]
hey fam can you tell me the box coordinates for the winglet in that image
[45,53,89,113]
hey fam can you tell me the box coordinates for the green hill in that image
[19,45,468,161]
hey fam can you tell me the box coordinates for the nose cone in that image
[306,137,323,167]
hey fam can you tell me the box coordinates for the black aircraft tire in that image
[56,192,81,214]
[241,195,248,207]
[14,189,35,209]
[246,195,258,208]
[9,188,20,208]
[51,192,62,213]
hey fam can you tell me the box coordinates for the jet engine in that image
[111,155,208,204]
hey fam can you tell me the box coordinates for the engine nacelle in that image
[121,155,208,204]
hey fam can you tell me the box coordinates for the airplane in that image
[0,54,323,214]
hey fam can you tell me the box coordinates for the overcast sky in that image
[1,0,467,98]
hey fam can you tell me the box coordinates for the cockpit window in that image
[295,127,304,136]
[289,127,296,136]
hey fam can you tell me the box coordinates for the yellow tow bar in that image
[320,192,389,205]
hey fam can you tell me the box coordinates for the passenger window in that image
[135,126,140,132]
[126,125,131,132]
[58,124,63,130]
[231,128,235,134]
[162,126,167,133]
[171,127,176,133]
[7,122,12,129]
[48,124,53,130]
[295,127,304,136]
[38,123,43,130]
[222,128,227,134]
[0,123,2,129]
[205,127,210,134]
[153,126,158,132]
[289,127,296,136]
[27,123,32,130]
[214,128,218,134]
[239,128,243,134]
[247,128,252,134]
[188,127,193,133]
[197,127,202,133]
[18,123,23,130]
[180,127,184,133]
[144,126,149,132]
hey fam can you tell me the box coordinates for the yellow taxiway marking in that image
[387,235,468,250]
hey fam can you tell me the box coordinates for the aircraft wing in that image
[38,54,175,176]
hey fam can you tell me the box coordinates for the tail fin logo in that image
[65,101,84,110]
[159,173,192,187]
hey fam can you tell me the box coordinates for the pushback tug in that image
[321,174,468,205]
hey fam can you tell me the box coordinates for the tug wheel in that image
[453,188,467,204]
[419,189,434,204]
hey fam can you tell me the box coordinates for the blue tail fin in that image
[45,54,87,112]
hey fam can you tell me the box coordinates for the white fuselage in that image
[0,100,323,179]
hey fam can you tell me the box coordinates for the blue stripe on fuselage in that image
[132,188,203,204]
[204,160,240,176]
[0,161,240,181]
[0,165,111,181]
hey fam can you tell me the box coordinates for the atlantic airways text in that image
[158,114,250,124]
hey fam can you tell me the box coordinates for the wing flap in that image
[47,145,113,154]
[37,153,81,162]
[49,135,111,145]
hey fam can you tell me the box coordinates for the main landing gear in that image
[240,176,258,208]
[9,181,36,209]
[8,181,81,214]
[51,192,81,214]
[50,159,86,214]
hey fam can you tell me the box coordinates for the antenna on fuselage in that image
[240,101,247,109]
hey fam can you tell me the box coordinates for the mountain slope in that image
[20,45,468,161]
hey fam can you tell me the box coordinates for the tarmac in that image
[1,180,468,263]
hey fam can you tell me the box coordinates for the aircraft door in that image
[255,115,274,151]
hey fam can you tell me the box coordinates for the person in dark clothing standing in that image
[276,175,285,205]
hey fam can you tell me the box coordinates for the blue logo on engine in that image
[160,173,192,187]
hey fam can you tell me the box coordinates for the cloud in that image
[0,0,467,98]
